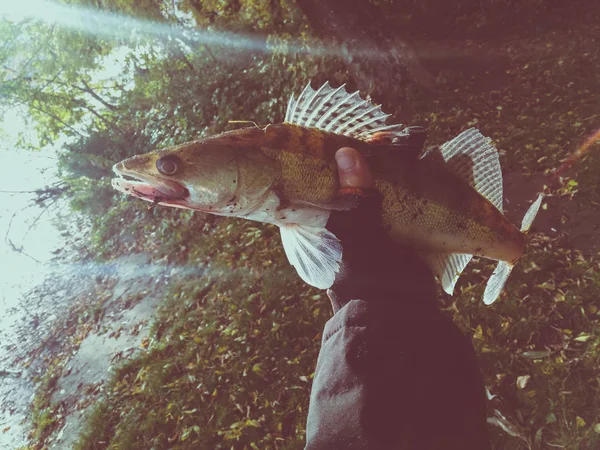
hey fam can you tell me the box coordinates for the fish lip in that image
[111,162,189,201]
[112,161,124,176]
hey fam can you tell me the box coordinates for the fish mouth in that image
[111,162,189,203]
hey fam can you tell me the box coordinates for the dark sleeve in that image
[305,299,491,450]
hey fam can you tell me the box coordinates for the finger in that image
[335,147,374,189]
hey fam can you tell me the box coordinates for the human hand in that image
[326,147,437,313]
[334,147,374,191]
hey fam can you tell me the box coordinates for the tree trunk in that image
[295,0,434,91]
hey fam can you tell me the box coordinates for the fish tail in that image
[483,261,513,305]
[520,194,543,233]
[484,195,543,305]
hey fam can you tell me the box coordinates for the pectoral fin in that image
[279,224,343,289]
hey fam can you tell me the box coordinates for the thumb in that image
[335,147,374,189]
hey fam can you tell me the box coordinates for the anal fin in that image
[418,252,472,295]
[279,224,343,289]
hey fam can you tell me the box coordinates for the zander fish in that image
[112,82,542,304]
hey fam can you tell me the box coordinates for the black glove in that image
[317,193,490,450]
[326,126,435,313]
[326,190,437,313]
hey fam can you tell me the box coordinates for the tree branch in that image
[168,41,195,71]
[77,101,126,135]
[4,209,43,264]
[79,79,118,110]
[0,189,41,194]
[21,196,60,243]
[22,100,85,138]
[202,45,219,64]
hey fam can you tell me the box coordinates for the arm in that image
[305,148,491,450]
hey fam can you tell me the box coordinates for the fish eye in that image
[156,156,181,176]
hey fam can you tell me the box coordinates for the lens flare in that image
[0,0,328,56]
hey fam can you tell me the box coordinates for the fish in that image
[111,82,542,305]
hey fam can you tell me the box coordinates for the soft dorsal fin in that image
[285,81,405,141]
[421,128,503,211]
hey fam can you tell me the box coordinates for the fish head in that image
[112,134,277,214]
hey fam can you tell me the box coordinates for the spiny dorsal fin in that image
[422,128,503,211]
[285,81,405,141]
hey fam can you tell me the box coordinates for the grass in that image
[453,237,600,449]
[29,362,62,445]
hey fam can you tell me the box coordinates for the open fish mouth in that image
[111,162,189,203]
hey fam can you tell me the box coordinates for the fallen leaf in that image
[517,375,531,389]
[574,333,591,342]
[522,350,552,359]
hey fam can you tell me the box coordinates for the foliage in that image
[74,219,329,449]
[30,373,61,444]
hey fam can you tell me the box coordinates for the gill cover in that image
[167,143,239,210]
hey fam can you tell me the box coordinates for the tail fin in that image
[520,194,543,233]
[483,261,513,305]
[484,195,543,305]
